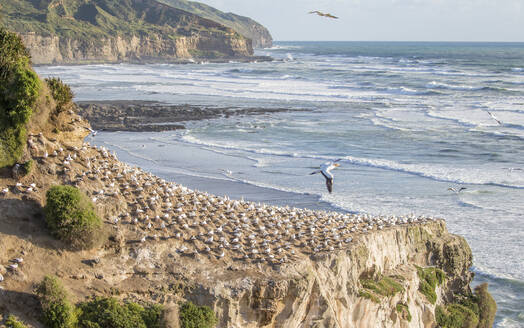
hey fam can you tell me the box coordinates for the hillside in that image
[0,0,255,64]
[157,0,272,48]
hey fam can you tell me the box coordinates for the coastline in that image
[32,55,273,67]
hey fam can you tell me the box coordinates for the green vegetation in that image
[34,276,165,328]
[77,297,164,328]
[357,290,380,303]
[436,304,479,328]
[417,266,446,304]
[357,274,404,303]
[0,0,248,57]
[44,185,103,250]
[45,77,73,113]
[396,303,412,322]
[5,315,28,328]
[35,275,77,328]
[474,283,497,328]
[157,0,271,47]
[179,301,217,328]
[0,27,41,168]
[21,159,33,175]
[435,283,496,328]
[361,276,404,297]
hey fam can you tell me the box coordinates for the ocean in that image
[36,41,524,327]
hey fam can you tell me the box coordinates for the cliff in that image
[0,31,495,328]
[157,0,273,48]
[1,0,254,64]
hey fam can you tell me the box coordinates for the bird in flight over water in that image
[309,11,339,19]
[310,160,341,193]
[486,111,502,125]
[448,187,467,193]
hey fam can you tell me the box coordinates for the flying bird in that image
[309,11,339,19]
[310,160,341,193]
[448,187,467,193]
[486,111,502,125]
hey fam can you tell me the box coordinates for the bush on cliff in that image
[45,77,74,113]
[44,185,103,250]
[474,283,497,328]
[417,266,446,304]
[77,297,164,328]
[436,283,497,328]
[35,275,77,328]
[179,301,217,328]
[5,315,28,328]
[0,27,41,168]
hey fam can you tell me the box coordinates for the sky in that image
[196,0,524,42]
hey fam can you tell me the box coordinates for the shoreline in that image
[32,55,273,67]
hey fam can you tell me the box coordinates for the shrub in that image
[179,301,217,328]
[436,304,479,328]
[417,266,446,304]
[0,28,41,168]
[77,297,164,328]
[45,77,73,113]
[5,315,28,328]
[360,275,404,297]
[44,185,103,250]
[474,283,497,328]
[22,159,33,176]
[35,276,77,328]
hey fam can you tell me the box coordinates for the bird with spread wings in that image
[310,159,342,193]
[309,11,339,19]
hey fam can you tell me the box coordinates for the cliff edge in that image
[1,0,255,64]
[0,30,496,328]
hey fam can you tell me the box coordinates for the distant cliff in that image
[157,0,273,48]
[1,0,255,64]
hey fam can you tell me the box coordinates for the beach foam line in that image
[178,134,524,189]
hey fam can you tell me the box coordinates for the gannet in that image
[308,11,339,19]
[448,187,467,193]
[310,160,341,193]
[486,111,502,125]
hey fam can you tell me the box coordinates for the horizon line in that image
[273,40,524,44]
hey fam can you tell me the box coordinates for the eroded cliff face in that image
[177,221,472,328]
[20,32,253,65]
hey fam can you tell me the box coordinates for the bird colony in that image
[0,132,438,275]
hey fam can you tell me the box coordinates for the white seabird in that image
[486,111,502,125]
[310,160,341,193]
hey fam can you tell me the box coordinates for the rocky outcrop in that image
[75,101,293,132]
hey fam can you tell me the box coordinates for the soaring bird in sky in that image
[309,11,339,19]
[310,160,341,193]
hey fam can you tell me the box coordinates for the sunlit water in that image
[36,41,524,326]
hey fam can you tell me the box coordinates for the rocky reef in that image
[2,0,257,64]
[76,101,295,132]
